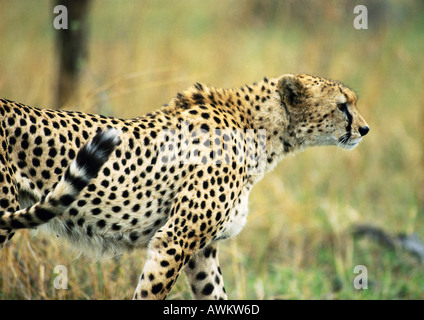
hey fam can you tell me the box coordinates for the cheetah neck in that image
[166,78,305,174]
[231,78,304,172]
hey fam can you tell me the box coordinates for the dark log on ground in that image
[352,224,424,263]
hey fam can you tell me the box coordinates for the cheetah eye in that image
[337,103,351,123]
[337,103,348,113]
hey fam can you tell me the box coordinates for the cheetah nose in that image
[359,126,370,137]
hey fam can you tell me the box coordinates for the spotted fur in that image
[0,128,121,230]
[0,73,369,299]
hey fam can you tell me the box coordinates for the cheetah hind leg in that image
[184,242,227,300]
[0,125,20,248]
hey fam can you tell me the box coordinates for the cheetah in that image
[0,73,369,299]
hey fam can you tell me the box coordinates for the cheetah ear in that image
[277,74,307,107]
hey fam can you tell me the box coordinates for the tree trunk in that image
[54,0,91,108]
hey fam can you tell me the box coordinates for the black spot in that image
[91,208,102,215]
[86,226,93,237]
[103,167,110,176]
[97,220,106,228]
[215,212,221,221]
[112,223,121,231]
[151,283,163,295]
[0,199,10,208]
[166,268,175,279]
[188,260,196,269]
[46,159,54,168]
[200,222,207,231]
[196,272,207,280]
[129,231,139,241]
[36,180,44,189]
[21,140,29,149]
[32,158,40,167]
[167,248,176,255]
[101,180,109,188]
[33,147,43,157]
[60,159,68,168]
[201,283,214,295]
[112,206,121,213]
[201,113,210,119]
[41,170,51,180]
[76,200,88,208]
[206,210,212,218]
[200,123,210,132]
[204,246,212,258]
[49,148,57,157]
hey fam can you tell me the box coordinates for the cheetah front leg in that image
[132,164,236,300]
[184,242,227,300]
[133,217,210,300]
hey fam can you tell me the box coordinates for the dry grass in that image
[0,0,423,299]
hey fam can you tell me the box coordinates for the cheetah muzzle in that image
[0,73,369,299]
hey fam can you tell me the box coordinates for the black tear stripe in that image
[338,102,353,144]
[345,106,353,134]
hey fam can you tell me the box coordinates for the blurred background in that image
[0,0,423,299]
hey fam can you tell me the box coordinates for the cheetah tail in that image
[0,128,121,230]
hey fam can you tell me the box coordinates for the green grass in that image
[0,0,423,299]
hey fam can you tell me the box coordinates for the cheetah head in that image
[277,74,369,150]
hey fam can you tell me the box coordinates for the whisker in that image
[337,133,351,149]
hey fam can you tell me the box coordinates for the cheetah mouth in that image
[338,133,361,150]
